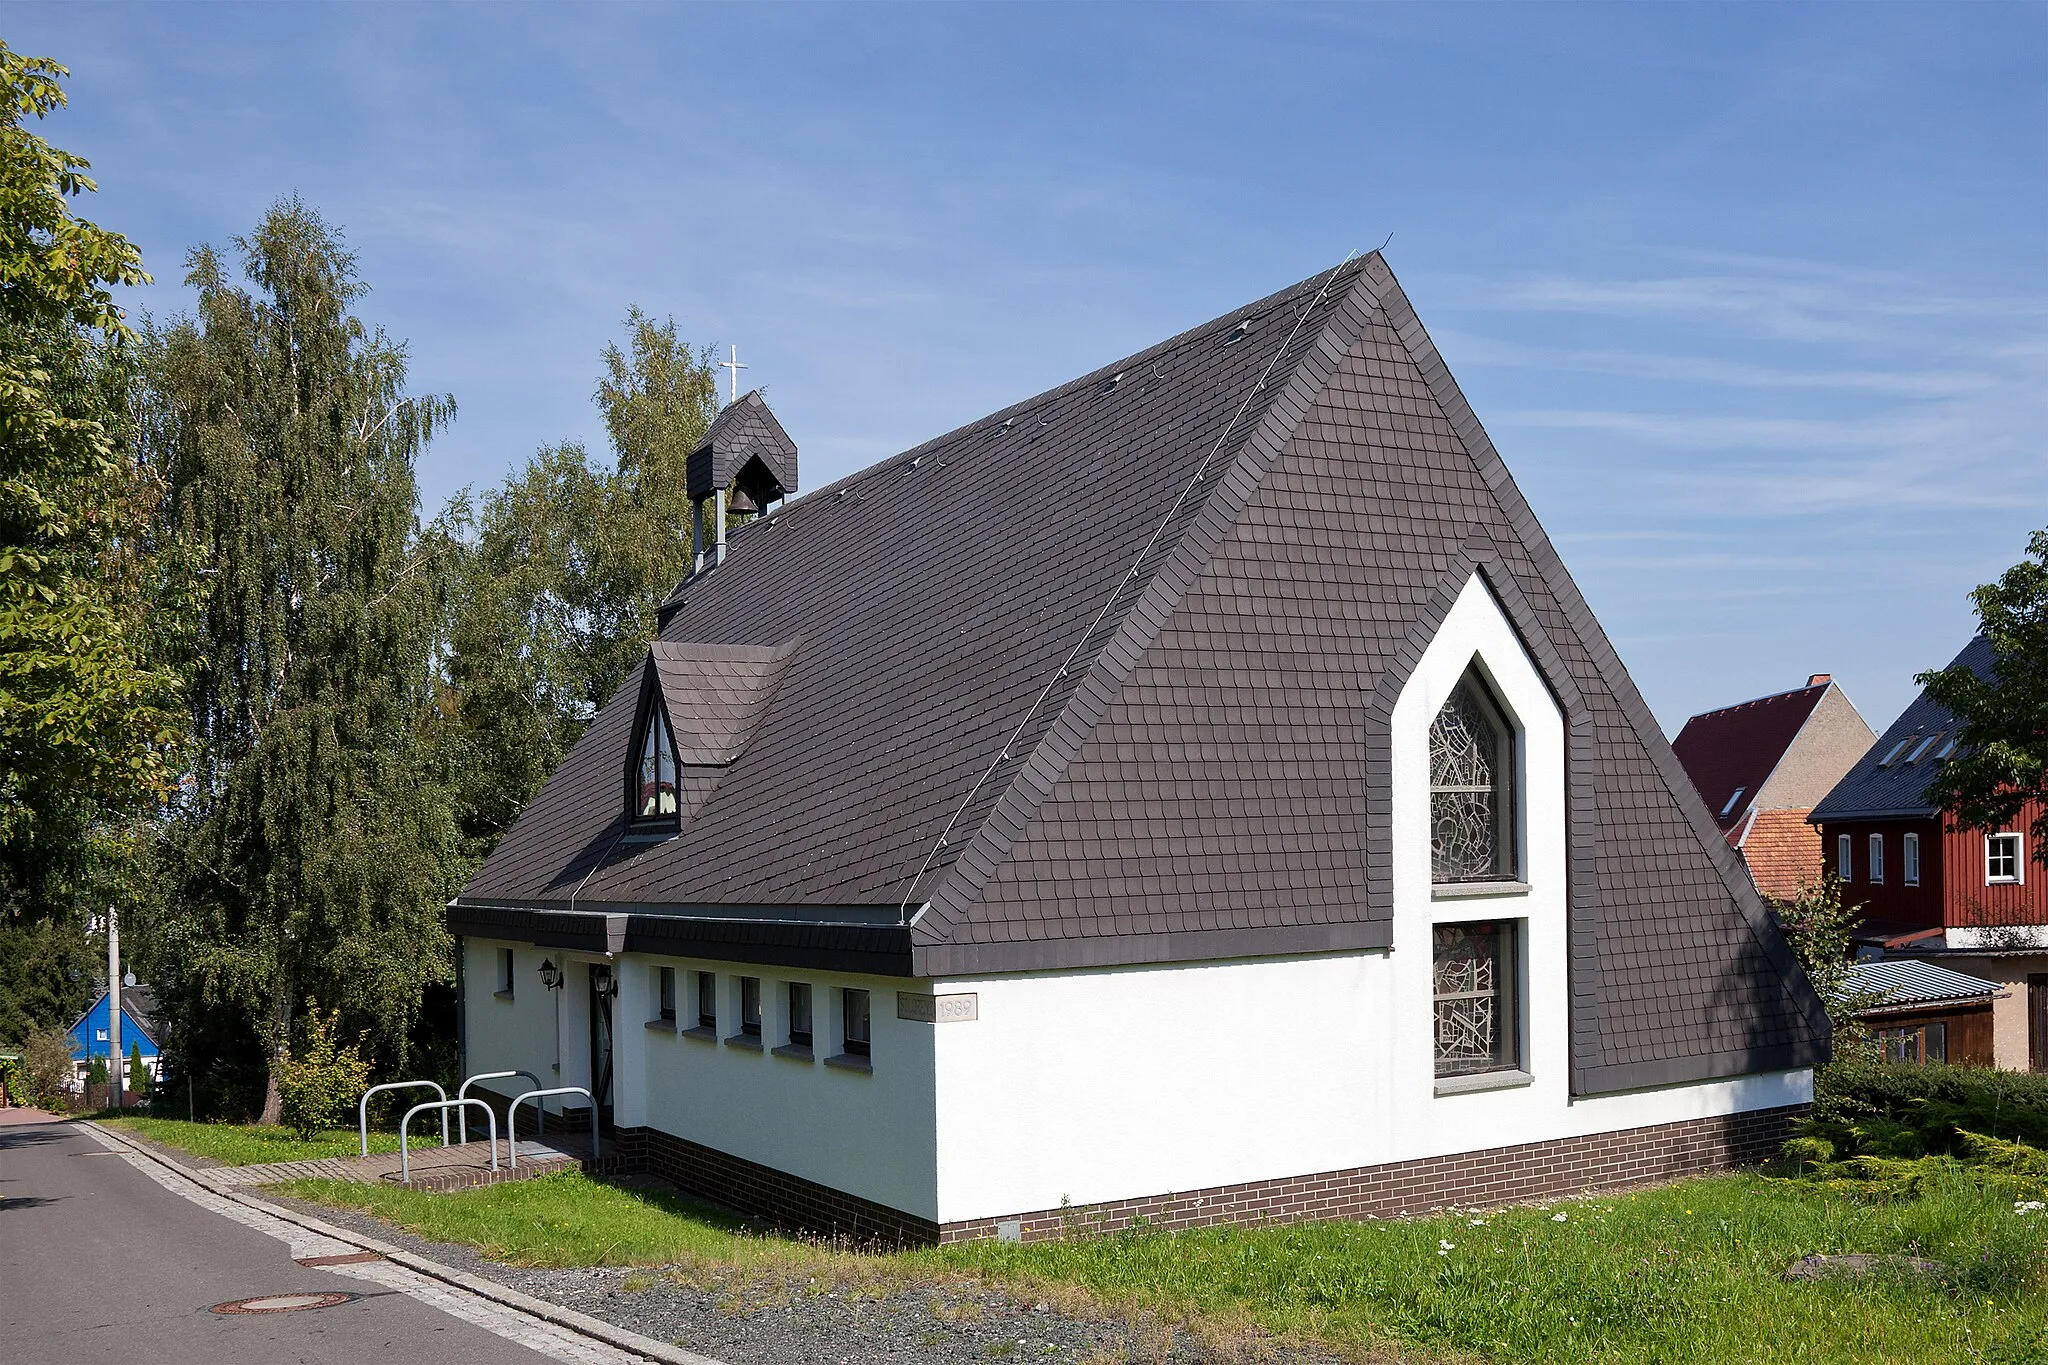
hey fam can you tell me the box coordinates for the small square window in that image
[1837,834,1853,881]
[787,982,813,1049]
[842,989,871,1058]
[499,947,516,998]
[1868,833,1885,885]
[739,977,762,1037]
[1432,922,1519,1078]
[96,1029,108,1043]
[1988,834,2024,884]
[696,972,717,1030]
[657,966,676,1023]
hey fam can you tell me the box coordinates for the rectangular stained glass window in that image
[1433,922,1518,1078]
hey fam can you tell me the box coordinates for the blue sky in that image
[15,4,2047,733]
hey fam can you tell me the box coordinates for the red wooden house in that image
[1811,635,2048,1070]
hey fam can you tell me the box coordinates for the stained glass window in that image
[1433,922,1517,1077]
[1429,674,1514,882]
[635,706,679,820]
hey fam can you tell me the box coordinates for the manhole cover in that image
[209,1292,359,1315]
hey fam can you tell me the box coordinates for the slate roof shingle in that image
[455,253,1830,1096]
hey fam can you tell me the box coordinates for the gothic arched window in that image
[1429,670,1516,883]
[635,705,679,822]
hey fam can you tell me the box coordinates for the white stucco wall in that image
[461,939,938,1219]
[462,940,573,1114]
[924,573,1813,1223]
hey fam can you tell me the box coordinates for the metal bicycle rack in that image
[401,1098,498,1184]
[506,1087,599,1169]
[358,1080,448,1159]
[456,1070,543,1145]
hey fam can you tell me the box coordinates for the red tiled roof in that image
[1739,808,1824,902]
[1672,683,1829,835]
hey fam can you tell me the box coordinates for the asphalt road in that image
[0,1113,565,1365]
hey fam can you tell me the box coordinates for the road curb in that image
[78,1119,727,1365]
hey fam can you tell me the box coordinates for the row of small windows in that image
[1835,832,2027,886]
[652,966,871,1069]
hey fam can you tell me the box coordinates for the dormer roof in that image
[647,639,800,767]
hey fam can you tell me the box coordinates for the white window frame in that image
[1988,833,2025,885]
[1903,832,1920,887]
[1837,833,1853,881]
[1869,833,1885,885]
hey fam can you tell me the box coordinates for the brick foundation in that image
[941,1104,1807,1244]
[601,1102,1804,1246]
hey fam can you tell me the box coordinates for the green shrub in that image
[18,1028,75,1110]
[276,1004,371,1142]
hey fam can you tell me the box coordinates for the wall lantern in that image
[538,958,563,991]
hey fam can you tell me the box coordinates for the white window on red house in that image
[1903,833,1920,887]
[1988,834,2024,884]
[1838,834,1853,881]
[1869,833,1885,885]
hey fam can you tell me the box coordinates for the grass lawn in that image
[102,1115,405,1165]
[272,1167,2048,1364]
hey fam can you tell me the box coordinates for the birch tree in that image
[140,200,457,1122]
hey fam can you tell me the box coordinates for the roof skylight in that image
[1878,739,1914,766]
[1720,787,1747,817]
[1907,733,1943,763]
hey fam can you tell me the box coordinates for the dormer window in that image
[1430,669,1517,883]
[634,705,679,823]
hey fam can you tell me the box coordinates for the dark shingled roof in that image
[1672,683,1830,839]
[1811,636,1989,822]
[455,254,1829,1096]
[687,390,798,506]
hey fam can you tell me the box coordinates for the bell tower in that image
[688,390,799,573]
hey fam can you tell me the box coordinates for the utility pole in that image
[106,905,121,1112]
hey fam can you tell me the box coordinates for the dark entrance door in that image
[588,963,615,1130]
[2030,975,2048,1073]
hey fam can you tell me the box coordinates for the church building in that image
[450,254,1828,1243]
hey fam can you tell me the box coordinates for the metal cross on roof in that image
[719,345,748,404]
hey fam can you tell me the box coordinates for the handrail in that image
[506,1087,599,1169]
[456,1070,543,1144]
[401,1098,497,1184]
[359,1081,447,1158]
